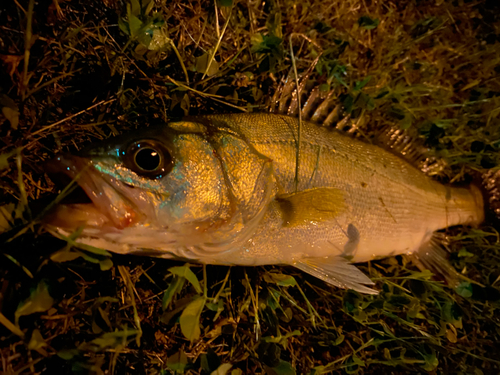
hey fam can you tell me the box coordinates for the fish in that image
[44,112,496,294]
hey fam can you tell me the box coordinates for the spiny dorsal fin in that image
[270,73,347,129]
[269,71,450,177]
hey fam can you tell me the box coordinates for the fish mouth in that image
[45,155,141,231]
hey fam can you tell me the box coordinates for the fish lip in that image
[46,154,140,230]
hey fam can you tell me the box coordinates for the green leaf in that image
[15,281,54,326]
[50,250,82,263]
[137,32,153,49]
[354,76,371,91]
[319,83,330,92]
[2,107,19,130]
[458,247,474,258]
[144,0,154,14]
[343,290,361,313]
[51,241,114,271]
[266,11,282,38]
[0,94,19,130]
[0,154,9,171]
[251,34,282,54]
[353,92,374,110]
[343,94,354,114]
[0,202,24,231]
[265,360,296,375]
[169,264,202,293]
[57,349,80,360]
[358,16,380,30]
[211,363,233,375]
[201,347,221,372]
[28,328,47,353]
[400,115,413,130]
[352,354,365,366]
[179,296,206,341]
[346,354,365,374]
[78,329,138,352]
[456,282,473,298]
[375,89,389,99]
[388,106,406,120]
[130,0,141,16]
[333,69,348,88]
[441,301,463,328]
[195,52,220,76]
[148,27,170,52]
[166,350,188,372]
[83,245,112,256]
[335,333,345,345]
[162,276,186,310]
[118,18,129,35]
[0,150,16,171]
[129,14,143,38]
[263,330,302,346]
[264,272,297,287]
[217,0,233,6]
[99,258,113,271]
[421,350,438,371]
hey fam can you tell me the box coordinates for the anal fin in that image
[411,232,460,287]
[293,256,378,295]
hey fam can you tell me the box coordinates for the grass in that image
[1,0,500,373]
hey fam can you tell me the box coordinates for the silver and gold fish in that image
[45,113,488,294]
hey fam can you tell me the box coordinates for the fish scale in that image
[199,113,483,264]
[46,112,486,293]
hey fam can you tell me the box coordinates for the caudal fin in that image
[483,169,500,221]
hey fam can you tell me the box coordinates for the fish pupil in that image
[125,140,173,179]
[135,147,161,171]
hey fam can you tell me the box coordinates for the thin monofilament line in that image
[289,36,302,193]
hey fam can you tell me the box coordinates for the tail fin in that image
[483,169,500,221]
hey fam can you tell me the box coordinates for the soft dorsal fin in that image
[268,72,450,178]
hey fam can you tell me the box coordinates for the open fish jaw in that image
[47,155,146,231]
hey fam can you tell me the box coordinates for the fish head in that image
[45,118,276,260]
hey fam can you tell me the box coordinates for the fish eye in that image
[134,147,161,171]
[125,140,173,179]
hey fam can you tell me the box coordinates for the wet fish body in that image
[46,113,485,293]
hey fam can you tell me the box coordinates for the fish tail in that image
[482,169,500,223]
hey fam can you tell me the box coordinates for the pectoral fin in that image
[293,256,378,295]
[276,188,346,227]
